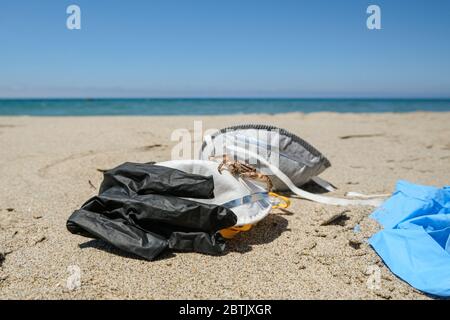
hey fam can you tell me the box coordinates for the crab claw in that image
[267,179,273,192]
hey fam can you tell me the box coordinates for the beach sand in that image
[1,112,449,299]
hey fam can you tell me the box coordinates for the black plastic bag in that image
[67,162,237,260]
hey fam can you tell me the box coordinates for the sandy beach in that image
[0,112,449,299]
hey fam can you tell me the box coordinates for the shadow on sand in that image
[225,214,290,254]
[78,214,290,260]
[79,239,176,261]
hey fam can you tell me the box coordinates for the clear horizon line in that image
[1,97,450,100]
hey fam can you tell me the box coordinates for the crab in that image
[216,154,273,191]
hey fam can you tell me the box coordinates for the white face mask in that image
[200,124,332,191]
[200,125,387,207]
[156,159,281,226]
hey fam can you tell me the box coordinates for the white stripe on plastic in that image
[221,192,270,209]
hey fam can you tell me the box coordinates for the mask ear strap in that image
[345,191,391,198]
[226,145,387,207]
[311,176,390,198]
[269,192,291,209]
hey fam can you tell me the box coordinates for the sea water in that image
[0,98,449,116]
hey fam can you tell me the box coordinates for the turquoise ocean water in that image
[0,99,449,116]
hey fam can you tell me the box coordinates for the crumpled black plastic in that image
[67,162,237,260]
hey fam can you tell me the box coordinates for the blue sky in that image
[0,0,449,98]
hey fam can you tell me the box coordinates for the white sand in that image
[1,112,449,299]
